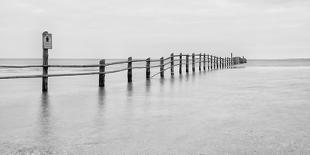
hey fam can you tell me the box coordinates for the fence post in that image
[207,54,210,70]
[210,55,212,70]
[99,59,105,87]
[179,53,182,74]
[186,54,189,73]
[213,56,216,69]
[199,53,202,71]
[192,53,195,72]
[127,57,132,82]
[42,31,52,92]
[231,53,233,65]
[170,53,174,76]
[203,53,206,71]
[146,57,150,80]
[160,57,164,78]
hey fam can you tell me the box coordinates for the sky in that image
[0,0,310,59]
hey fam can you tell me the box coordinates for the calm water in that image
[0,59,310,154]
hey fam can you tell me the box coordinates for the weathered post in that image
[216,57,219,69]
[186,54,189,73]
[127,57,132,82]
[170,53,174,76]
[213,56,216,69]
[160,57,164,78]
[210,55,213,70]
[192,53,195,72]
[179,53,182,74]
[42,31,52,92]
[231,53,233,65]
[99,59,105,87]
[146,57,150,80]
[203,53,206,71]
[207,54,210,70]
[199,53,202,71]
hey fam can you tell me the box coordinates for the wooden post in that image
[199,53,202,71]
[186,54,189,73]
[99,59,105,87]
[207,54,210,70]
[42,31,52,92]
[160,57,164,78]
[170,53,174,76]
[203,53,206,71]
[127,57,132,82]
[231,53,233,65]
[213,56,216,69]
[146,57,150,80]
[216,57,218,69]
[210,55,212,70]
[192,53,195,72]
[179,53,182,74]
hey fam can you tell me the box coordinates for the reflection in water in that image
[97,87,106,117]
[36,92,56,152]
[39,93,51,137]
[145,80,151,94]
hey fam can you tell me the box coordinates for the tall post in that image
[207,54,210,70]
[42,31,52,92]
[216,57,219,69]
[170,53,174,76]
[127,57,132,83]
[179,53,182,74]
[203,53,206,71]
[160,57,164,78]
[186,54,189,73]
[210,55,212,70]
[99,59,105,87]
[192,53,195,72]
[231,53,233,65]
[146,57,150,80]
[199,53,202,71]
[213,56,216,69]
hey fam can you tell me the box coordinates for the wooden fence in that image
[0,31,246,92]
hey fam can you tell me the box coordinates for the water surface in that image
[0,59,310,154]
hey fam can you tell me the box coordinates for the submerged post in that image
[179,53,182,74]
[199,53,202,71]
[192,53,195,72]
[186,54,189,73]
[146,57,150,80]
[203,53,206,71]
[170,53,174,76]
[160,57,164,78]
[207,54,210,70]
[99,59,105,87]
[127,57,132,82]
[42,31,52,92]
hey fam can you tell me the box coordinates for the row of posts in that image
[98,53,234,87]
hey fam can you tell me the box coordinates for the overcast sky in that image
[0,0,309,59]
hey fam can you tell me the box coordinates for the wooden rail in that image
[0,31,247,92]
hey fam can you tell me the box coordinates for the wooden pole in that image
[42,49,48,92]
[207,54,210,70]
[186,54,189,73]
[192,53,195,72]
[203,53,206,71]
[99,59,105,87]
[42,31,51,92]
[127,57,132,82]
[179,53,182,74]
[170,53,174,76]
[160,57,164,78]
[211,55,213,70]
[146,57,150,79]
[231,53,233,65]
[199,53,201,71]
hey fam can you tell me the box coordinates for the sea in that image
[0,59,310,154]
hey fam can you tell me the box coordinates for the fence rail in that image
[0,52,247,91]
